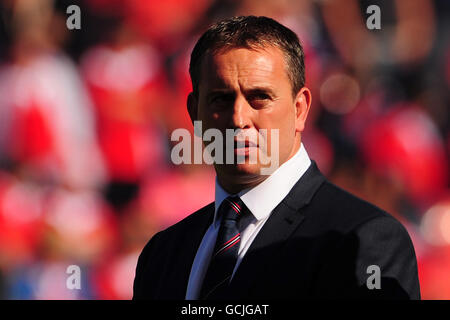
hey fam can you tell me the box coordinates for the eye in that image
[247,92,272,109]
[210,93,234,105]
[250,93,270,100]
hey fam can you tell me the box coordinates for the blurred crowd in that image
[0,0,449,299]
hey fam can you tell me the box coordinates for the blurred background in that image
[0,0,449,299]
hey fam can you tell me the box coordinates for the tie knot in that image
[219,196,245,222]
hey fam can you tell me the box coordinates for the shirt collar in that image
[214,143,311,224]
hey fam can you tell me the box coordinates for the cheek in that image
[265,107,297,152]
[262,103,296,134]
[198,105,221,125]
[277,124,296,151]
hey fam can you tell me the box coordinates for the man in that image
[133,16,420,300]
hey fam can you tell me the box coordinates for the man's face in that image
[188,46,310,192]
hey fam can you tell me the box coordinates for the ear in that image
[187,92,198,125]
[294,87,312,133]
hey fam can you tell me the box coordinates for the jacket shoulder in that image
[133,201,214,299]
[310,182,420,299]
[137,201,214,263]
[139,201,214,255]
[309,180,395,233]
[161,201,214,235]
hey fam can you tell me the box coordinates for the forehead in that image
[198,46,291,91]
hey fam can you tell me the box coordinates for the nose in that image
[230,95,253,130]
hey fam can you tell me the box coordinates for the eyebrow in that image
[206,89,235,100]
[206,86,276,97]
[243,87,276,97]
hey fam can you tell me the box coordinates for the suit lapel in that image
[226,161,326,298]
[163,203,215,299]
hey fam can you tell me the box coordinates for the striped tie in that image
[200,196,246,299]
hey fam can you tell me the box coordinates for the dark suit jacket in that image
[133,162,421,299]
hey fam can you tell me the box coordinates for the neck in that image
[216,173,269,194]
[217,139,302,194]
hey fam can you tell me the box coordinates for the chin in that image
[234,163,263,175]
[215,162,272,193]
[217,162,267,179]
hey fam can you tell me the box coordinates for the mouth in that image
[233,140,258,156]
[234,140,258,148]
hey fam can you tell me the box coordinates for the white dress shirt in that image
[185,143,311,299]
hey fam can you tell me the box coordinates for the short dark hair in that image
[189,16,305,98]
